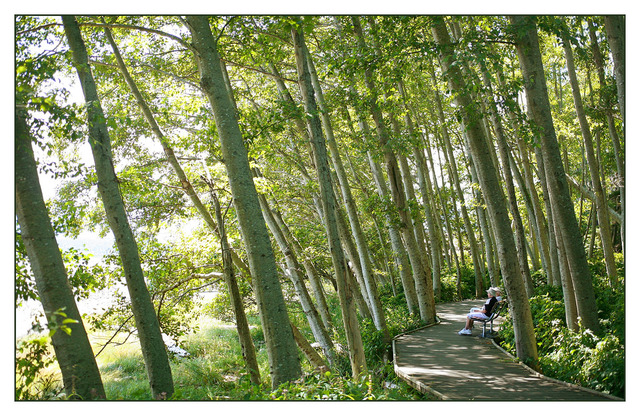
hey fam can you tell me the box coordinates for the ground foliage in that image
[497,257,625,398]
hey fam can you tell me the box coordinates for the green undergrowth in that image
[17,300,431,400]
[497,269,625,398]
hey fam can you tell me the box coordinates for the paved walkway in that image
[393,300,619,401]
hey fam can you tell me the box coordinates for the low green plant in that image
[498,282,625,398]
[439,266,476,302]
[15,309,79,400]
[234,370,429,400]
[540,324,624,397]
[15,334,62,400]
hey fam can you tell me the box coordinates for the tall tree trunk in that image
[410,137,443,299]
[107,26,262,380]
[291,23,367,376]
[510,15,600,335]
[508,147,547,278]
[428,63,484,297]
[268,61,375,321]
[603,16,625,125]
[429,128,463,295]
[16,108,105,400]
[341,108,400,292]
[351,16,435,323]
[257,192,337,366]
[62,15,174,399]
[337,18,419,314]
[211,192,261,385]
[333,196,374,320]
[423,128,458,274]
[533,143,567,292]
[348,92,419,313]
[104,22,254,289]
[498,66,556,286]
[463,138,499,288]
[271,208,334,332]
[589,19,624,256]
[305,44,388,337]
[432,16,538,366]
[185,15,301,386]
[562,34,617,285]
[552,205,580,330]
[480,68,534,296]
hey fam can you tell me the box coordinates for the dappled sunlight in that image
[394,300,615,401]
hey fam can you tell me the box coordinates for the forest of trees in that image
[15,15,624,400]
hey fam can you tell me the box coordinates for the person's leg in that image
[465,316,473,330]
[466,312,488,329]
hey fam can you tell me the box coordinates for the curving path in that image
[393,300,620,401]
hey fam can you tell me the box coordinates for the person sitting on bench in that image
[458,287,501,335]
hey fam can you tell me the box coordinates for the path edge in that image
[392,317,451,400]
[489,337,623,401]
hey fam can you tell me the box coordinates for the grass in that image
[16,308,429,400]
[88,316,259,400]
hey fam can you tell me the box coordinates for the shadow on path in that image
[393,300,620,401]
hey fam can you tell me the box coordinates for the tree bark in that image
[271,208,334,332]
[497,64,557,286]
[267,61,375,321]
[305,42,388,337]
[211,192,261,385]
[370,134,419,312]
[257,191,337,366]
[348,89,419,313]
[62,15,174,399]
[185,15,301,386]
[480,68,534,296]
[432,16,538,366]
[290,323,329,373]
[589,19,624,255]
[409,134,443,299]
[603,16,625,124]
[16,107,105,400]
[428,63,484,298]
[103,25,251,276]
[463,137,499,288]
[562,34,617,285]
[510,15,600,334]
[352,16,435,323]
[291,22,367,376]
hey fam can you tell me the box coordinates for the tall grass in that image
[17,289,433,400]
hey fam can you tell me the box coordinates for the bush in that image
[439,265,476,302]
[592,275,625,342]
[498,286,624,398]
[15,335,62,400]
[541,325,624,398]
[236,370,428,400]
[498,293,566,356]
[531,269,548,287]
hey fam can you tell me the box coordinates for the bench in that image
[471,300,507,338]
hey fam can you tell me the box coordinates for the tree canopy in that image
[15,15,624,400]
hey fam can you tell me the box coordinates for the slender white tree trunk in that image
[185,15,302,386]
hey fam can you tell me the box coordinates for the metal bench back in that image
[488,300,507,320]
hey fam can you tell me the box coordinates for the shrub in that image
[439,265,476,302]
[541,324,624,398]
[531,269,548,287]
[498,288,624,398]
[15,335,62,400]
[239,370,428,400]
